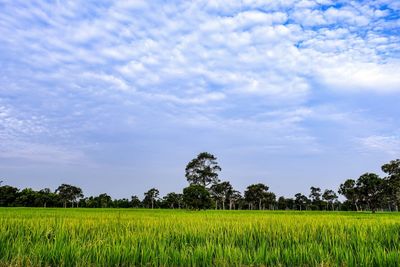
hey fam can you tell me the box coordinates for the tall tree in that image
[244,183,269,210]
[294,193,309,211]
[309,186,322,210]
[322,189,338,211]
[356,173,384,213]
[382,159,400,211]
[210,181,233,210]
[229,190,242,210]
[55,184,83,208]
[338,179,359,211]
[185,152,221,188]
[144,188,159,209]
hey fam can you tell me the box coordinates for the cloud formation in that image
[0,0,399,196]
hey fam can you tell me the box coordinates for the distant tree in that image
[277,196,287,210]
[35,188,58,208]
[294,193,309,211]
[338,179,359,211]
[144,188,159,209]
[94,193,112,208]
[185,152,221,188]
[229,190,242,210]
[16,188,37,207]
[210,181,233,210]
[163,192,183,209]
[113,198,131,208]
[55,184,83,208]
[309,186,322,210]
[382,159,400,211]
[244,183,269,210]
[356,173,384,213]
[0,185,19,207]
[182,184,212,210]
[322,189,338,210]
[277,196,295,210]
[262,192,276,210]
[131,195,141,208]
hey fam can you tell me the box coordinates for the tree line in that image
[1,153,399,212]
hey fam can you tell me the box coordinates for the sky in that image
[0,0,399,199]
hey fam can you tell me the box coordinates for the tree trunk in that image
[151,198,154,209]
[63,201,66,208]
[222,197,225,210]
[259,199,261,210]
[215,200,218,210]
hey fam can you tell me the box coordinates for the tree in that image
[322,189,338,211]
[244,183,269,210]
[144,188,159,209]
[382,159,400,211]
[338,179,359,211]
[182,184,212,210]
[163,192,183,209]
[55,184,83,208]
[309,186,322,210]
[229,190,242,210]
[210,181,233,210]
[131,195,141,208]
[0,185,19,207]
[294,193,309,211]
[35,188,58,208]
[16,188,37,207]
[185,152,221,188]
[262,192,276,210]
[96,193,113,208]
[356,173,384,213]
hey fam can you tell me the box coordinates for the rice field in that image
[1,209,400,266]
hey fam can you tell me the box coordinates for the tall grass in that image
[1,209,400,266]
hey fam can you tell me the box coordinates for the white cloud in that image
[317,61,400,92]
[359,135,400,156]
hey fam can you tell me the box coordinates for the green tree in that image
[338,179,359,211]
[163,192,183,209]
[322,189,338,211]
[356,173,384,213]
[144,188,159,209]
[382,159,400,211]
[244,183,269,210]
[16,188,37,207]
[210,181,233,210]
[131,195,141,208]
[294,193,309,211]
[185,152,221,188]
[55,184,83,208]
[229,190,242,210]
[309,186,322,210]
[182,184,212,210]
[0,185,19,207]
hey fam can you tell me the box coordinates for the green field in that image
[1,209,400,266]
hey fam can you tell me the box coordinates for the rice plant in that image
[1,208,400,266]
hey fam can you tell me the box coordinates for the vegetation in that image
[1,208,400,266]
[1,154,400,212]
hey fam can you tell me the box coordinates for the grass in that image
[1,208,400,266]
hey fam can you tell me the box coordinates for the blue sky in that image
[1,0,399,199]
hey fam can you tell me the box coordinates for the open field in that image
[1,209,400,266]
